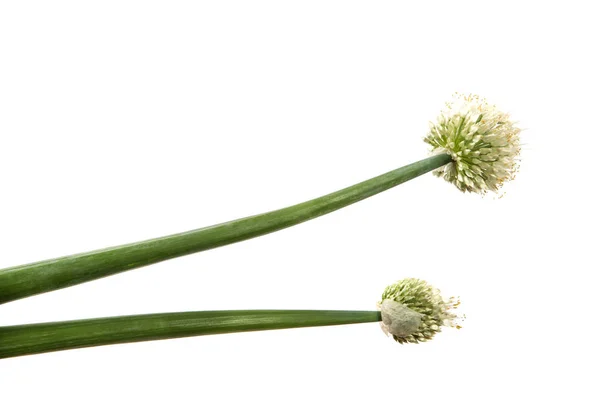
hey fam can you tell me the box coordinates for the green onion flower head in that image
[379,278,461,344]
[424,93,521,194]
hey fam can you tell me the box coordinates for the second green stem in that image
[0,310,382,359]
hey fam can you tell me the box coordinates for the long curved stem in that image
[0,310,382,359]
[0,154,452,304]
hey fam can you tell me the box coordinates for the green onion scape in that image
[0,278,461,359]
[0,95,521,305]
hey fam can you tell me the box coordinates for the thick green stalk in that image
[0,310,382,359]
[0,154,452,304]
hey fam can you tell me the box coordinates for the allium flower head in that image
[379,278,461,344]
[424,93,521,194]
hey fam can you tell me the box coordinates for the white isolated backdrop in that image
[1,1,599,399]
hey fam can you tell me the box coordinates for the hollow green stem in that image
[0,154,452,305]
[0,310,382,359]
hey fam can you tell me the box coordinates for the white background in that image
[1,1,599,399]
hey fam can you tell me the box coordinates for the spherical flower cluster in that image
[424,93,521,194]
[378,278,461,344]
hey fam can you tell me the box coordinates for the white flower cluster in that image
[424,93,521,194]
[379,278,461,344]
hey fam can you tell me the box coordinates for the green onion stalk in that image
[0,278,462,359]
[0,153,451,305]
